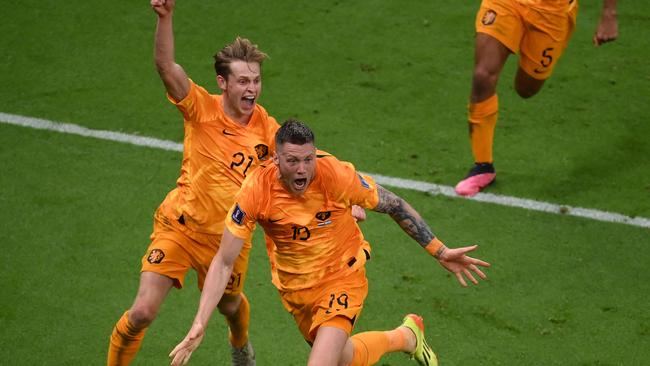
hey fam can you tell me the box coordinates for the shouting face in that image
[273,142,317,196]
[218,60,261,124]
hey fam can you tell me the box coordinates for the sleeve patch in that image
[232,203,246,225]
[357,174,370,189]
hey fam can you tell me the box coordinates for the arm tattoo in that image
[373,185,435,247]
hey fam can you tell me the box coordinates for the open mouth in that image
[293,178,307,191]
[242,96,255,108]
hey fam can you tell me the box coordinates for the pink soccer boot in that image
[454,163,496,196]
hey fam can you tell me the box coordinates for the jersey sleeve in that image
[267,116,280,153]
[224,171,262,239]
[166,79,212,123]
[325,157,379,209]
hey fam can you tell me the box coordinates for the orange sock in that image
[349,329,407,366]
[468,94,499,163]
[227,293,250,349]
[107,311,147,366]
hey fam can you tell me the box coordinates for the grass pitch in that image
[1,1,649,365]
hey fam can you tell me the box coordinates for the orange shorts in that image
[140,209,251,292]
[475,0,578,80]
[278,268,369,343]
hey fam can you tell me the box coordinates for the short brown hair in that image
[213,37,268,78]
[275,119,315,147]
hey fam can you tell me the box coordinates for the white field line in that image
[2,112,649,229]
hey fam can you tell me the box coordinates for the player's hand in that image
[169,323,205,366]
[593,12,618,46]
[151,0,175,17]
[351,205,367,222]
[437,245,490,287]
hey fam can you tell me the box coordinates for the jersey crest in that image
[147,249,165,264]
[255,144,270,160]
[315,211,331,221]
[482,9,497,25]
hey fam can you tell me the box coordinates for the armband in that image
[424,237,445,259]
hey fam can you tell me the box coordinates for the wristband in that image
[424,237,444,258]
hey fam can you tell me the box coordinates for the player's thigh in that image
[473,0,521,100]
[474,33,512,82]
[131,271,175,312]
[309,326,350,366]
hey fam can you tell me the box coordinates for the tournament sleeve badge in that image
[232,203,246,225]
[357,174,370,189]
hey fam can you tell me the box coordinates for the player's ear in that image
[216,75,227,91]
[272,152,279,166]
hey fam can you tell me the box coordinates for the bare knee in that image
[128,303,159,328]
[217,294,242,317]
[514,68,545,99]
[471,65,500,101]
[127,272,173,328]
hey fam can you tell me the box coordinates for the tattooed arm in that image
[373,185,446,258]
[372,184,490,286]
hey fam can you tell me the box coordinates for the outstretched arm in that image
[593,0,618,46]
[372,184,490,286]
[169,229,245,366]
[151,0,190,101]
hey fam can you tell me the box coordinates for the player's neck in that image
[221,98,253,126]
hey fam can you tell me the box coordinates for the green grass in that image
[1,1,649,365]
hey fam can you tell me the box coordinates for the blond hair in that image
[213,37,268,78]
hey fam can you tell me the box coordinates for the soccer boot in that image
[402,314,438,366]
[454,162,496,196]
[231,341,256,366]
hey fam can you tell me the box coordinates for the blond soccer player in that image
[170,120,491,366]
[106,1,280,365]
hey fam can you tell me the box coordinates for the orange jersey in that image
[225,152,379,291]
[158,80,280,236]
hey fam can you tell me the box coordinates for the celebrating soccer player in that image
[107,1,279,365]
[170,120,490,366]
[455,0,618,196]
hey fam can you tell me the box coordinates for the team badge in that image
[315,211,331,221]
[316,211,332,227]
[255,144,269,160]
[147,249,165,264]
[482,10,497,26]
[232,203,246,225]
[357,174,370,189]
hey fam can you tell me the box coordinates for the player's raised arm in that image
[372,184,490,286]
[169,228,245,366]
[151,0,190,102]
[593,0,618,46]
